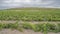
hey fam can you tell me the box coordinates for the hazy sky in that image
[0,0,60,9]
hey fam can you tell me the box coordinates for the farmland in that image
[0,8,60,34]
[0,21,60,34]
[0,8,60,21]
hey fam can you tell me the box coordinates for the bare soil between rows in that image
[0,20,60,24]
[0,29,60,34]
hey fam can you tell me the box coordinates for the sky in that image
[0,0,60,9]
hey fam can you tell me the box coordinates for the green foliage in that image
[21,22,60,33]
[42,23,48,34]
[0,8,60,21]
[0,23,4,30]
[0,8,60,34]
[22,22,37,31]
[0,22,60,34]
[0,22,23,32]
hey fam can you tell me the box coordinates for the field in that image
[0,8,60,21]
[0,8,60,34]
[0,21,60,34]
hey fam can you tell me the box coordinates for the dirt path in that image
[0,29,60,34]
[0,21,60,24]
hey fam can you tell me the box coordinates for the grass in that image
[0,8,60,21]
[0,22,60,34]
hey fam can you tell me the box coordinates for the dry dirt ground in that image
[0,29,60,34]
[0,21,60,24]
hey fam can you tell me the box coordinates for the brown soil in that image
[0,21,60,24]
[0,29,60,34]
